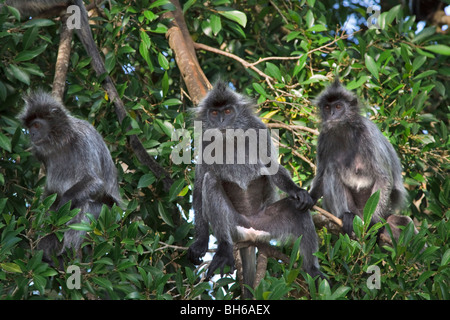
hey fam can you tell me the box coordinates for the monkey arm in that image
[309,166,325,203]
[271,165,314,211]
[187,168,209,264]
[58,174,107,210]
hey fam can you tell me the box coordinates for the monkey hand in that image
[288,188,315,211]
[187,239,208,265]
[343,211,356,236]
[206,242,234,280]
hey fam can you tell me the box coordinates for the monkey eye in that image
[32,122,41,129]
[335,104,341,109]
[210,110,218,116]
[325,105,330,110]
[224,108,232,114]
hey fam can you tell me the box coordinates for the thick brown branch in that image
[164,0,211,104]
[52,15,73,100]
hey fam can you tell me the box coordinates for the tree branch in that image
[164,0,211,104]
[193,42,275,90]
[52,14,73,101]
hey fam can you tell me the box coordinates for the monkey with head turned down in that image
[19,91,121,266]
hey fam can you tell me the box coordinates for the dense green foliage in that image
[0,0,448,300]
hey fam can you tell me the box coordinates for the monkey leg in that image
[381,215,418,243]
[201,172,249,279]
[249,198,323,279]
[60,201,103,255]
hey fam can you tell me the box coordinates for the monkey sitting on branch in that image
[19,91,121,266]
[309,78,418,241]
[187,82,324,297]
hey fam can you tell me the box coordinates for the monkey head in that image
[196,81,255,130]
[19,91,74,155]
[315,78,361,124]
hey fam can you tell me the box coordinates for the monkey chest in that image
[222,176,270,216]
[337,156,374,191]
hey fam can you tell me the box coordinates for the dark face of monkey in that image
[316,78,360,126]
[197,82,256,131]
[207,106,236,129]
[19,92,73,157]
[18,90,121,266]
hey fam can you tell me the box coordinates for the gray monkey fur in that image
[309,79,413,237]
[19,91,121,264]
[188,82,322,288]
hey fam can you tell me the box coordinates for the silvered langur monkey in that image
[19,91,121,265]
[309,79,416,239]
[187,82,323,288]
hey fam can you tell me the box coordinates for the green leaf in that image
[252,83,267,97]
[365,54,379,80]
[68,223,93,231]
[7,6,20,20]
[0,133,12,152]
[14,45,47,62]
[265,62,282,81]
[158,201,174,227]
[441,249,450,267]
[33,274,47,294]
[9,65,30,85]
[92,277,113,291]
[23,19,55,28]
[411,27,435,44]
[363,190,380,227]
[158,52,169,70]
[346,76,369,90]
[169,178,186,202]
[412,55,426,73]
[150,0,172,9]
[307,24,327,32]
[414,70,437,80]
[423,44,450,56]
[305,10,314,29]
[154,119,174,137]
[137,173,156,188]
[183,0,197,14]
[105,52,116,74]
[330,285,351,299]
[1,262,22,273]
[216,7,247,27]
[210,14,222,35]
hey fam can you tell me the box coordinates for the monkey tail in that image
[73,0,108,78]
[240,245,256,299]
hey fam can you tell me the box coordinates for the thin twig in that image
[266,121,319,136]
[312,205,343,227]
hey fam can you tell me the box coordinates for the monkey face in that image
[321,101,346,122]
[28,118,51,146]
[207,106,237,129]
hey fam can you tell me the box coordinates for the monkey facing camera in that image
[309,78,417,240]
[187,82,323,284]
[19,91,121,267]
